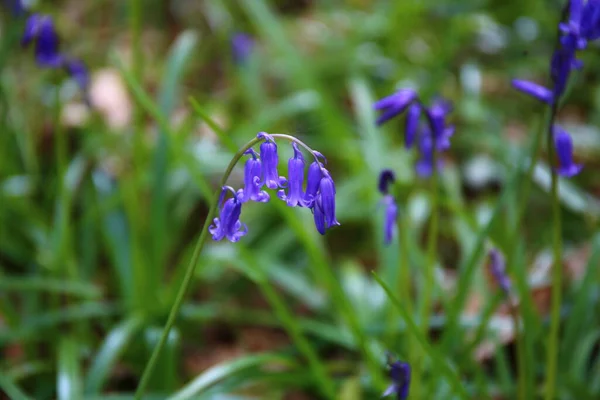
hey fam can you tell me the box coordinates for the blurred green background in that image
[1,0,600,399]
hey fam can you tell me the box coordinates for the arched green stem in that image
[134,133,314,399]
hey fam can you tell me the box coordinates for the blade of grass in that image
[57,338,82,400]
[84,315,145,394]
[167,353,294,400]
[0,374,33,400]
[372,272,469,400]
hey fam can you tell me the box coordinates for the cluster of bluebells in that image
[6,1,89,94]
[512,0,600,177]
[374,89,455,178]
[209,132,339,242]
[373,89,455,245]
[383,356,411,400]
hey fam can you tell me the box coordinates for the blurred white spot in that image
[514,17,539,42]
[405,37,431,63]
[474,16,508,54]
[89,69,132,130]
[61,102,90,128]
[460,63,482,95]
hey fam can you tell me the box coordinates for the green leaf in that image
[168,353,294,400]
[85,315,145,394]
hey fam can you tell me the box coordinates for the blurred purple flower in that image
[383,361,411,400]
[512,79,554,104]
[378,169,396,194]
[404,103,421,148]
[554,126,583,177]
[489,249,511,294]
[382,195,398,245]
[22,14,64,68]
[231,33,254,65]
[373,88,418,126]
[64,58,90,92]
[4,0,26,15]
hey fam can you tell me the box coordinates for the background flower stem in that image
[413,158,440,398]
[544,103,563,400]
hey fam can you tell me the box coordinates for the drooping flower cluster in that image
[383,358,411,400]
[512,0,600,177]
[374,89,454,177]
[9,3,90,94]
[209,132,339,242]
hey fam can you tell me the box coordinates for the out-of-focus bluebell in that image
[231,33,254,65]
[64,58,90,92]
[489,249,511,294]
[378,169,395,194]
[209,187,248,242]
[381,194,397,245]
[415,133,436,178]
[4,0,26,15]
[22,14,63,68]
[404,103,421,148]
[554,126,582,177]
[383,360,411,399]
[511,79,554,104]
[373,88,418,126]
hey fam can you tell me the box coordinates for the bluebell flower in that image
[209,187,248,242]
[383,361,411,400]
[373,88,418,126]
[581,0,600,40]
[4,0,26,15]
[415,132,435,178]
[241,149,270,203]
[302,160,323,208]
[22,14,63,68]
[314,169,340,233]
[404,103,421,148]
[64,58,89,92]
[278,143,305,207]
[231,33,254,65]
[550,46,577,98]
[554,126,582,177]
[378,169,395,194]
[382,195,398,245]
[425,98,452,142]
[512,79,554,104]
[257,132,284,189]
[489,249,511,294]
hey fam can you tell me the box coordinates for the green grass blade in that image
[57,338,82,400]
[84,315,145,394]
[0,373,33,400]
[372,272,470,400]
[167,353,293,400]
